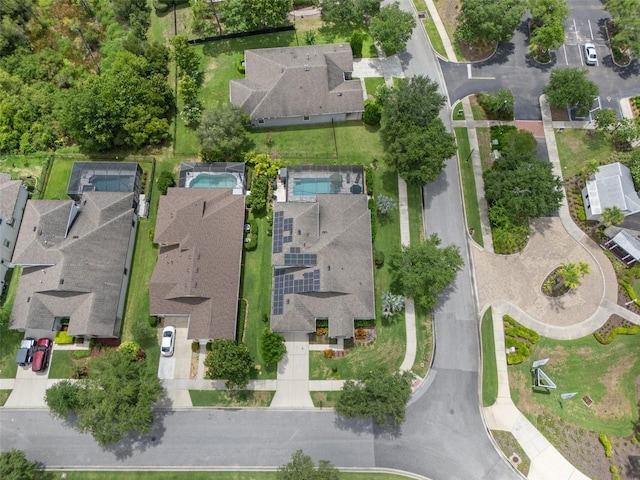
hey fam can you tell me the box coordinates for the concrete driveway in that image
[157,326,191,380]
[5,355,51,408]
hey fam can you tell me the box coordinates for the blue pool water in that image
[293,178,332,196]
[190,173,238,188]
[89,176,134,192]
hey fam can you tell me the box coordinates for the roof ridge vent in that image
[304,64,310,71]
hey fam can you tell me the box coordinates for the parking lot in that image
[557,7,610,67]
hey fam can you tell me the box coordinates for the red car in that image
[32,338,52,372]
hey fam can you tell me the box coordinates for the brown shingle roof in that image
[150,188,245,340]
[230,44,364,120]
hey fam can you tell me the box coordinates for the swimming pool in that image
[88,175,134,192]
[189,173,238,188]
[293,178,332,196]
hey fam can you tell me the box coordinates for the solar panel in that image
[271,268,322,315]
[284,253,317,266]
[273,211,284,253]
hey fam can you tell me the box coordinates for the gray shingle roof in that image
[150,188,245,340]
[270,195,375,337]
[0,173,23,221]
[230,44,364,120]
[10,192,136,337]
[584,162,640,218]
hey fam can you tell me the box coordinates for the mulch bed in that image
[458,39,496,62]
[618,285,640,315]
[595,314,639,340]
[541,266,570,297]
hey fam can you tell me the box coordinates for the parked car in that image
[161,326,176,357]
[32,338,52,372]
[15,337,36,366]
[584,43,597,65]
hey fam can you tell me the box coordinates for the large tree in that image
[457,0,527,43]
[0,449,40,480]
[196,105,251,161]
[45,347,163,446]
[320,0,381,28]
[606,0,640,57]
[221,0,291,33]
[369,2,416,56]
[385,122,456,185]
[277,450,340,480]
[260,328,287,366]
[390,234,464,309]
[335,369,414,427]
[205,339,253,389]
[544,67,599,117]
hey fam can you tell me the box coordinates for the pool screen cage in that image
[178,162,245,188]
[286,165,365,202]
[66,162,142,200]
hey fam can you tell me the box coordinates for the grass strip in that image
[422,18,447,59]
[455,127,483,246]
[481,307,498,407]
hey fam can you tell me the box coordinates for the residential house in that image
[10,192,138,338]
[582,162,640,221]
[150,188,245,341]
[230,44,364,128]
[0,173,29,290]
[270,195,375,342]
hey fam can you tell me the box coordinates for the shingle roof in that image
[150,188,245,340]
[10,192,136,337]
[584,162,640,217]
[0,173,23,221]
[270,195,375,337]
[230,44,364,120]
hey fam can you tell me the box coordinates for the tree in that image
[369,2,416,56]
[204,339,253,389]
[529,20,565,58]
[170,35,201,77]
[321,0,381,28]
[477,89,514,120]
[335,369,414,427]
[612,118,640,148]
[601,206,625,227]
[277,450,340,480]
[390,234,464,309]
[44,348,163,446]
[457,0,527,43]
[0,449,40,480]
[260,328,287,366]
[246,175,269,212]
[196,105,251,161]
[190,0,222,36]
[606,0,640,57]
[376,194,397,214]
[381,76,445,145]
[221,0,291,33]
[350,31,364,57]
[382,291,405,317]
[385,122,457,185]
[544,67,599,117]
[157,170,175,195]
[557,262,590,289]
[362,99,382,126]
[530,0,570,23]
[594,108,619,133]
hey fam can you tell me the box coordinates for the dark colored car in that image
[15,337,36,366]
[32,338,52,372]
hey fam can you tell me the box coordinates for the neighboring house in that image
[150,188,245,341]
[0,173,29,290]
[270,195,375,342]
[230,44,364,128]
[178,162,246,195]
[582,162,640,221]
[10,192,138,338]
[601,226,640,266]
[67,162,143,210]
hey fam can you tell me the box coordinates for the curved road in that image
[0,3,520,479]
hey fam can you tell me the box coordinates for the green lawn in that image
[0,389,11,406]
[0,154,49,187]
[42,157,75,199]
[296,19,378,58]
[455,127,483,246]
[406,183,423,245]
[364,77,385,97]
[48,350,91,379]
[0,268,24,379]
[411,305,432,377]
[249,122,383,164]
[481,307,498,407]
[509,333,640,436]
[240,214,277,380]
[189,390,274,407]
[555,129,613,178]
[476,127,492,171]
[39,472,411,480]
[422,18,447,59]
[451,101,465,120]
[310,390,341,408]
[310,162,405,379]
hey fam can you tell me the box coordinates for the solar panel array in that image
[272,269,321,315]
[284,251,317,267]
[272,211,294,253]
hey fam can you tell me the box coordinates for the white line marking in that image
[467,64,472,79]
[588,20,594,40]
[563,44,568,65]
[573,18,578,40]
[578,44,584,66]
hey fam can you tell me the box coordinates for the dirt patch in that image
[592,361,634,419]
[203,57,218,84]
[190,353,199,379]
[550,104,571,121]
[458,39,496,62]
[511,370,540,415]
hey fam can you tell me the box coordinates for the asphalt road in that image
[442,1,639,120]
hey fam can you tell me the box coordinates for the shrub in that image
[374,250,385,268]
[304,30,316,45]
[118,341,142,358]
[191,341,200,353]
[363,99,382,126]
[54,330,74,344]
[244,234,258,251]
[206,341,213,351]
[148,316,158,327]
[478,90,514,120]
[354,319,376,328]
[594,324,640,344]
[246,175,269,213]
[599,434,613,457]
[350,31,364,57]
[355,328,367,340]
[364,166,374,194]
[489,125,518,151]
[576,204,586,222]
[262,313,269,323]
[316,327,328,336]
[323,349,334,358]
[157,170,175,195]
[73,349,92,359]
[237,57,245,74]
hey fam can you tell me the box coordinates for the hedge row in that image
[503,314,539,365]
[244,219,259,251]
[594,324,640,344]
[504,314,540,344]
[599,433,613,458]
